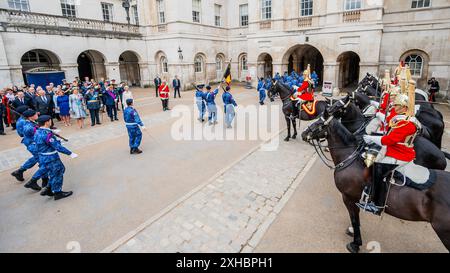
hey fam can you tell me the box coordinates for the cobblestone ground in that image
[110,135,316,253]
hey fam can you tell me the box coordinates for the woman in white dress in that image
[122,86,134,109]
[69,88,87,129]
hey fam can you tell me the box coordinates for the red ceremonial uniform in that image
[383,107,397,132]
[159,84,169,99]
[378,92,390,115]
[297,81,314,101]
[381,117,417,162]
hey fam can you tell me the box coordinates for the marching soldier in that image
[35,115,77,200]
[123,99,146,154]
[358,81,419,215]
[257,78,267,105]
[222,86,237,129]
[194,84,206,122]
[205,85,219,125]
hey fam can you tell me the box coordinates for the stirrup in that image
[356,201,382,216]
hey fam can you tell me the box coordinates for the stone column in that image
[105,62,121,82]
[323,62,340,89]
[3,65,23,86]
[60,63,79,82]
[138,62,150,87]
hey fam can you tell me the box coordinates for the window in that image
[8,0,30,11]
[405,55,423,77]
[132,5,139,25]
[300,0,313,16]
[261,0,272,20]
[195,56,203,73]
[101,2,114,22]
[411,0,431,8]
[60,0,76,17]
[192,0,201,23]
[161,57,168,73]
[157,0,165,24]
[240,4,249,27]
[215,4,222,26]
[344,0,361,10]
[241,55,248,71]
[216,56,223,71]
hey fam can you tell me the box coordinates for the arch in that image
[194,52,207,83]
[119,50,141,86]
[215,53,225,81]
[257,53,273,78]
[155,50,168,76]
[238,53,248,81]
[77,50,107,81]
[399,49,430,87]
[281,44,324,86]
[20,49,62,84]
[337,51,360,89]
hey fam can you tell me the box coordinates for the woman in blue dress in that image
[56,90,71,126]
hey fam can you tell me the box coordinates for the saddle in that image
[391,161,436,190]
[290,97,317,116]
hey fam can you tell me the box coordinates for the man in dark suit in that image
[173,75,181,98]
[24,87,36,109]
[0,91,6,135]
[35,89,56,129]
[154,75,161,98]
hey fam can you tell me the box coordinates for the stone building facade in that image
[0,0,449,95]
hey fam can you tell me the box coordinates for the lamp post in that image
[122,0,131,25]
[178,46,183,61]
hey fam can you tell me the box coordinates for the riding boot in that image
[373,163,397,213]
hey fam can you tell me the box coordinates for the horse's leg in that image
[342,194,363,253]
[291,118,297,139]
[284,116,291,142]
[431,213,450,252]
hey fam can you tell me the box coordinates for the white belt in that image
[125,122,138,126]
[41,151,57,156]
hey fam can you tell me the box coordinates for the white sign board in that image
[322,81,333,97]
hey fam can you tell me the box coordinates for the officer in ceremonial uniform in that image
[292,65,315,106]
[358,87,419,215]
[21,110,49,191]
[257,78,267,105]
[194,84,206,122]
[205,85,219,125]
[35,115,77,200]
[222,86,238,129]
[123,99,146,154]
[159,80,170,111]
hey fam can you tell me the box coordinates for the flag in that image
[223,61,232,86]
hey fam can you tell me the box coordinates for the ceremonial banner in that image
[223,62,232,86]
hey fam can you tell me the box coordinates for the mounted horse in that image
[267,81,328,141]
[301,111,450,253]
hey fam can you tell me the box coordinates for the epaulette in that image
[389,115,411,129]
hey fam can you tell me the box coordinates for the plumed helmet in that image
[393,93,409,108]
[389,84,400,95]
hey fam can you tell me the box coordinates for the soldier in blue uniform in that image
[194,84,206,122]
[257,78,267,105]
[222,86,238,128]
[123,99,146,154]
[11,106,36,182]
[35,115,77,200]
[205,85,219,125]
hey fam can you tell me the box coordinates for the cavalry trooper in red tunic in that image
[358,88,420,215]
[292,65,315,117]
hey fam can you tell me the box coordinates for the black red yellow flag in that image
[223,61,232,86]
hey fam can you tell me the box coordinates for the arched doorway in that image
[257,53,273,78]
[119,51,141,86]
[238,53,248,81]
[337,51,360,89]
[194,53,207,83]
[282,44,324,86]
[77,50,106,81]
[21,49,61,84]
[215,53,225,81]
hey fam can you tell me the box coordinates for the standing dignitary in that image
[123,99,146,154]
[154,75,162,97]
[36,115,77,200]
[85,87,102,126]
[159,79,170,111]
[103,85,119,122]
[35,89,56,129]
[122,86,134,109]
[173,75,182,98]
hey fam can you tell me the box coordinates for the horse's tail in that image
[443,151,450,160]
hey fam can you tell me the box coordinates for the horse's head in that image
[267,80,278,102]
[327,95,351,118]
[302,111,333,142]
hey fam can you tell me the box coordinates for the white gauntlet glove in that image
[375,112,385,121]
[363,135,382,146]
[370,100,380,108]
[70,153,79,159]
[141,126,146,130]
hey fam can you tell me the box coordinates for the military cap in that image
[197,84,205,89]
[206,85,211,90]
[36,115,52,123]
[225,86,231,91]
[126,98,133,105]
[23,109,37,118]
[16,105,29,114]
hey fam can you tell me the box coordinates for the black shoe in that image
[115,118,119,121]
[54,191,73,201]
[0,132,5,135]
[24,179,42,191]
[11,169,25,182]
[130,148,135,154]
[41,177,49,188]
[111,119,114,122]
[40,187,54,197]
[91,124,95,127]
[97,123,102,125]
[134,148,143,154]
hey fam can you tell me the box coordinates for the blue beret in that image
[16,105,29,114]
[225,86,231,91]
[37,115,52,123]
[23,109,36,118]
[206,85,211,90]
[126,99,133,104]
[197,84,205,89]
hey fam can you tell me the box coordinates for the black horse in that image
[351,90,445,149]
[302,112,450,253]
[267,81,328,141]
[327,96,449,169]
